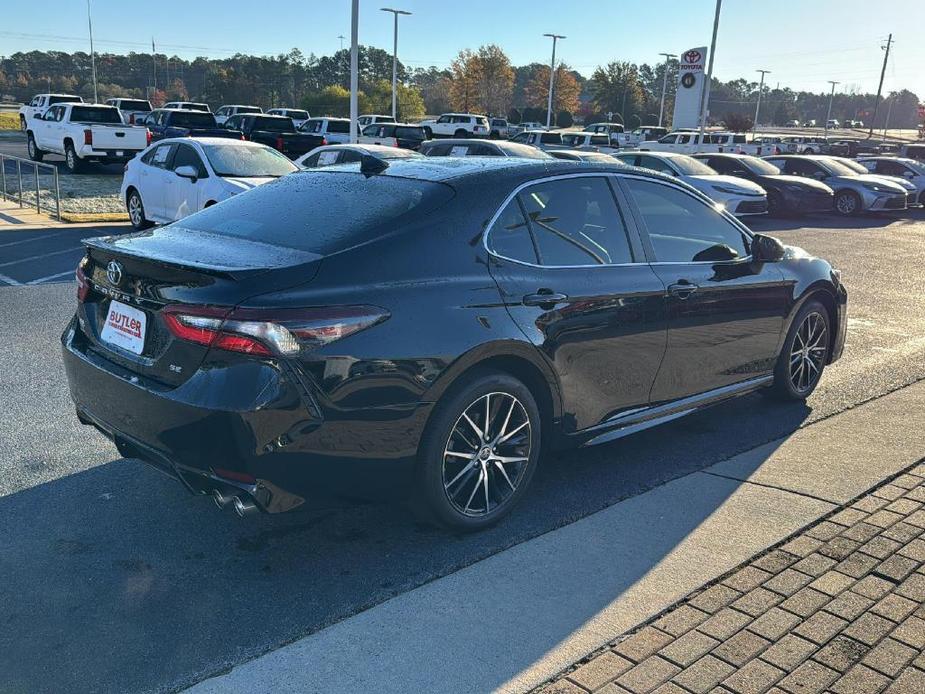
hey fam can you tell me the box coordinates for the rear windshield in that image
[183,104,210,111]
[49,95,82,105]
[540,133,562,144]
[327,120,351,133]
[118,100,152,111]
[171,111,216,128]
[238,107,262,115]
[70,106,122,124]
[252,116,294,132]
[177,172,454,254]
[286,110,309,119]
[395,126,426,140]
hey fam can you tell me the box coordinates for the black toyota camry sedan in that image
[693,152,835,216]
[62,157,847,530]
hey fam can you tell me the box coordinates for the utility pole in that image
[868,34,892,139]
[824,80,839,137]
[697,0,723,152]
[152,38,157,98]
[86,0,98,103]
[349,0,359,143]
[381,8,412,120]
[882,92,895,139]
[658,53,677,127]
[753,69,770,133]
[543,34,565,129]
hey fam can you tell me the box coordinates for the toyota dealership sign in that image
[672,46,708,130]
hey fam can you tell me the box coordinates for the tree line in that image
[1,47,920,129]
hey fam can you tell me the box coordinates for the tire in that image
[803,148,814,155]
[454,129,468,138]
[20,115,27,132]
[64,142,84,174]
[767,300,831,401]
[126,189,152,230]
[423,126,433,139]
[490,130,500,140]
[27,134,43,162]
[918,190,925,207]
[413,370,542,531]
[834,190,861,216]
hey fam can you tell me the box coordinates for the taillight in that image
[76,256,91,302]
[275,135,285,151]
[162,305,389,357]
[83,129,93,146]
[146,129,152,146]
[321,136,328,146]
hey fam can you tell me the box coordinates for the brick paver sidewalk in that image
[537,461,925,694]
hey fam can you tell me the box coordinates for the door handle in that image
[668,282,699,299]
[523,290,568,308]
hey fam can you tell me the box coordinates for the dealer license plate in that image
[100,300,146,355]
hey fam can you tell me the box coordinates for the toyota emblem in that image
[684,50,702,64]
[106,260,124,286]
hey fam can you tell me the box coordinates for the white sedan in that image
[614,151,768,215]
[122,138,298,229]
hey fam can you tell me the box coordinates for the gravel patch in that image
[1,172,122,214]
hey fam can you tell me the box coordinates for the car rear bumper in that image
[61,316,431,512]
[77,144,143,161]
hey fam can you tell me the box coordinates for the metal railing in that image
[0,154,61,221]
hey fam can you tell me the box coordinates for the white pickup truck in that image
[26,103,149,173]
[638,131,767,155]
[19,93,84,130]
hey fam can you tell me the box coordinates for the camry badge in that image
[106,260,124,287]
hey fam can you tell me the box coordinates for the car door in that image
[486,174,667,432]
[619,176,790,403]
[137,142,177,221]
[164,143,207,220]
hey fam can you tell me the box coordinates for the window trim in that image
[483,172,645,269]
[614,173,755,266]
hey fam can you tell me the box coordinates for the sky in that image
[2,0,923,98]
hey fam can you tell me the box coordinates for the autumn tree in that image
[590,61,645,122]
[524,64,581,124]
[473,44,514,116]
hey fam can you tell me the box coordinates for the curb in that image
[59,212,129,223]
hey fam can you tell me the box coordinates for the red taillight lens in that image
[162,305,388,357]
[146,129,152,146]
[275,135,285,151]
[83,129,93,146]
[75,258,90,302]
[321,136,328,146]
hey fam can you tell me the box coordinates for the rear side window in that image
[171,111,215,128]
[178,173,454,254]
[327,120,351,133]
[142,143,175,169]
[253,117,293,132]
[515,177,634,266]
[487,200,537,264]
[540,133,561,144]
[395,126,426,140]
[70,106,122,124]
[624,178,749,262]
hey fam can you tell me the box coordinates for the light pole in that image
[381,8,412,120]
[658,53,677,127]
[543,33,565,129]
[337,35,346,51]
[86,0,98,103]
[697,0,722,152]
[825,80,839,137]
[753,69,770,133]
[349,0,359,143]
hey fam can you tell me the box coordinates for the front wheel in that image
[454,129,468,138]
[20,115,27,132]
[834,190,861,216]
[767,300,830,401]
[414,371,541,531]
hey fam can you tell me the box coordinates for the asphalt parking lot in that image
[1,210,924,693]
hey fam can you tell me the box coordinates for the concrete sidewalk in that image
[186,381,925,694]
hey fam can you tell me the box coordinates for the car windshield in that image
[118,100,151,111]
[252,117,293,132]
[834,158,868,174]
[70,106,122,124]
[500,143,552,159]
[819,158,861,176]
[172,111,216,128]
[203,144,299,177]
[178,172,454,254]
[738,156,781,175]
[670,155,717,175]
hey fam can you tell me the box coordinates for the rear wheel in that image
[64,142,84,174]
[27,133,43,162]
[834,190,861,216]
[414,371,541,531]
[126,189,152,230]
[768,300,830,401]
[454,129,468,138]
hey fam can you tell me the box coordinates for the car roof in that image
[154,137,267,148]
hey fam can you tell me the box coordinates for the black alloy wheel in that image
[768,300,830,400]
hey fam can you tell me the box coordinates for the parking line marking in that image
[0,272,23,286]
[27,269,75,285]
[0,246,83,268]
[0,230,70,248]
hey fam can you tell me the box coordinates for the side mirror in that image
[175,165,198,181]
[903,171,915,179]
[751,233,785,263]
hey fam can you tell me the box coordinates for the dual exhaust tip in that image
[212,488,258,517]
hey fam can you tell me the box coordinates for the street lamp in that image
[753,69,770,134]
[658,53,677,127]
[381,8,412,120]
[697,0,723,151]
[825,80,839,137]
[349,0,359,143]
[543,33,566,129]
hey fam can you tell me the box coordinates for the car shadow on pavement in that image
[746,208,925,233]
[0,389,812,694]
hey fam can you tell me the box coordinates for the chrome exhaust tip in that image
[212,488,234,509]
[232,495,259,517]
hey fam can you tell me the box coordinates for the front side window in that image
[171,144,208,178]
[624,178,749,263]
[516,177,634,266]
[362,124,379,137]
